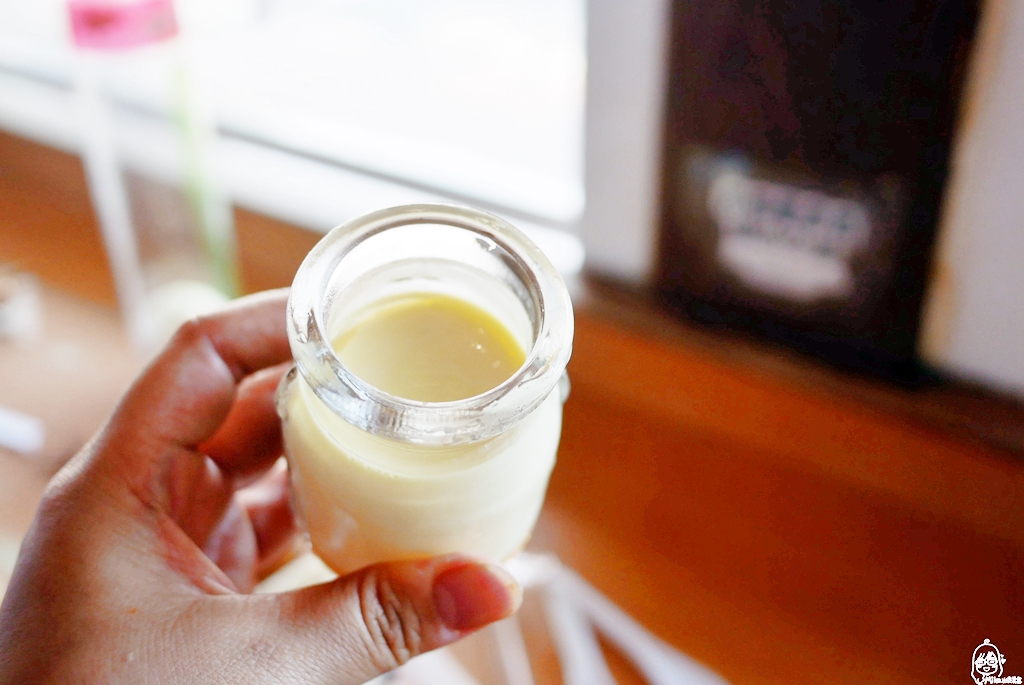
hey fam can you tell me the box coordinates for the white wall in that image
[920,0,1024,399]
[581,0,672,284]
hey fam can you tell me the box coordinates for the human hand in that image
[0,290,520,684]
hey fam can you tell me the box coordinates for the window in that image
[0,0,591,280]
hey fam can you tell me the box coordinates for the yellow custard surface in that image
[332,293,526,402]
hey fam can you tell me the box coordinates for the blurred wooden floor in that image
[2,130,1023,683]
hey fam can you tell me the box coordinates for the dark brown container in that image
[657,0,979,380]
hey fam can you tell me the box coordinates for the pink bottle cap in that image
[69,0,178,50]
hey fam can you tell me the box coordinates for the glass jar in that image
[277,204,574,574]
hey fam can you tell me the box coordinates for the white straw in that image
[493,615,537,685]
[542,575,618,685]
[72,52,150,348]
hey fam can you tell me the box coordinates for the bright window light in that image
[0,0,586,279]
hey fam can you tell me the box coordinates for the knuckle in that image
[169,316,235,378]
[355,569,424,670]
[35,484,74,523]
[172,316,214,349]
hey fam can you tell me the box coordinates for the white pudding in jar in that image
[279,205,573,575]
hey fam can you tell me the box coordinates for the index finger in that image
[109,289,292,457]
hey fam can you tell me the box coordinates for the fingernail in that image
[432,562,522,631]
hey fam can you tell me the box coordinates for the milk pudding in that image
[279,204,573,575]
[333,293,525,403]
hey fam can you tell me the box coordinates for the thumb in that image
[240,555,521,684]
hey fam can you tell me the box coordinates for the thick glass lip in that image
[287,203,574,445]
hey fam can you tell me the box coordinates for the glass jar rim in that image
[286,203,574,445]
